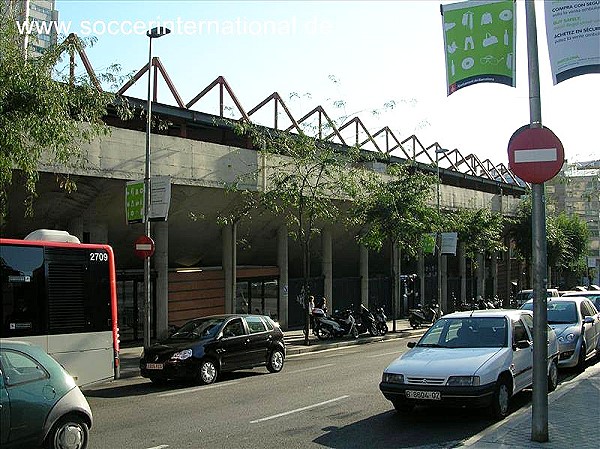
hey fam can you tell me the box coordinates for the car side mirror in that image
[514,340,531,350]
[407,341,417,348]
[583,316,594,324]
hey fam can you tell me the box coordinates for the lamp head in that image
[147,27,171,38]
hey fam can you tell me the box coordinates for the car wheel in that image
[267,348,285,373]
[576,343,586,372]
[46,414,89,449]
[351,326,359,339]
[547,359,558,392]
[490,378,510,420]
[196,359,218,385]
[392,400,414,413]
[316,326,333,340]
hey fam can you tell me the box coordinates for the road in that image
[82,336,572,449]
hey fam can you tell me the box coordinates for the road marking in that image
[322,350,360,358]
[366,351,402,358]
[157,381,240,398]
[250,395,349,424]
[286,363,334,374]
[146,445,169,449]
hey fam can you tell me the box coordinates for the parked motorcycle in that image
[312,307,359,340]
[408,303,443,329]
[373,306,388,335]
[354,304,379,336]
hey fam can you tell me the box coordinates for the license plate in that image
[146,363,163,370]
[406,390,441,400]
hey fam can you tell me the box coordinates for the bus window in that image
[1,245,46,337]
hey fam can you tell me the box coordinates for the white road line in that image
[146,445,169,449]
[157,380,240,398]
[366,351,402,358]
[321,350,360,358]
[250,395,349,424]
[286,363,334,374]
[287,345,365,358]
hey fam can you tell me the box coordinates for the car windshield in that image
[521,301,578,324]
[417,317,508,348]
[171,317,225,339]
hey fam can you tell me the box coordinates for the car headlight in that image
[171,349,193,361]
[558,333,576,343]
[382,372,404,384]
[446,376,480,387]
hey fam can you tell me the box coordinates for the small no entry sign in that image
[508,125,564,184]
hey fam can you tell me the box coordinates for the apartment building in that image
[2,0,58,57]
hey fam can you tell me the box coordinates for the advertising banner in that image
[441,232,459,255]
[544,1,600,85]
[149,175,172,221]
[422,234,436,254]
[126,180,144,224]
[441,0,516,95]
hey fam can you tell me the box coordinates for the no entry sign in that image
[508,125,564,184]
[134,235,155,259]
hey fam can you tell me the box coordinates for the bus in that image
[0,229,120,387]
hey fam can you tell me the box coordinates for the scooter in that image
[353,304,379,336]
[408,303,442,329]
[373,306,388,335]
[312,307,359,340]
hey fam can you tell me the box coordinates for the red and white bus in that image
[0,230,120,387]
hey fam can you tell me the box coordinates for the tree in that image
[0,8,129,223]
[232,122,363,344]
[348,162,437,329]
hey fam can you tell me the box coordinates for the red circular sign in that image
[508,125,564,184]
[134,235,155,259]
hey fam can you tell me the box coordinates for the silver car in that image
[521,296,600,370]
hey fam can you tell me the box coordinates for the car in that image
[0,340,93,449]
[561,291,600,313]
[140,314,286,385]
[379,309,559,420]
[521,296,600,370]
[514,288,559,307]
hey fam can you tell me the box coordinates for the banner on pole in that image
[126,180,144,224]
[441,0,516,95]
[422,234,436,254]
[441,232,459,255]
[544,1,600,85]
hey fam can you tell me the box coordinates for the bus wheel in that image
[46,415,89,449]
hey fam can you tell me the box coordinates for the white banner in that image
[149,176,171,221]
[441,232,458,255]
[544,1,600,85]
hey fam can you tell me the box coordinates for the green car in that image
[0,340,93,449]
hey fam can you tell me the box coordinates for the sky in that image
[52,0,600,167]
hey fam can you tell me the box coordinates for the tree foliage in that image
[0,9,130,222]
[348,162,437,256]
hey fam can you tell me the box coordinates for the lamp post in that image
[143,26,170,350]
[435,148,448,312]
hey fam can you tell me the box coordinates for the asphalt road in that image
[82,337,566,449]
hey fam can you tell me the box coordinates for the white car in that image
[379,309,559,420]
[521,296,600,370]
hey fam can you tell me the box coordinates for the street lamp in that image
[143,26,170,350]
[435,147,449,312]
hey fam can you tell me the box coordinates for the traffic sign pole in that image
[525,2,549,442]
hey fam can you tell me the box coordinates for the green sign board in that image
[126,180,144,224]
[441,0,516,95]
[422,233,436,254]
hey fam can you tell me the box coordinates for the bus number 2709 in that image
[90,252,108,262]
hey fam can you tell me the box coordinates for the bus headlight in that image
[171,349,192,361]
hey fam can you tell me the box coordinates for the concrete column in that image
[90,223,108,244]
[477,252,485,298]
[222,223,236,314]
[154,221,169,340]
[360,245,369,307]
[277,225,289,330]
[459,242,467,303]
[418,251,425,306]
[491,251,498,297]
[67,217,84,241]
[441,255,448,314]
[322,228,333,312]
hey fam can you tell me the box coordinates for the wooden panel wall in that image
[168,269,225,326]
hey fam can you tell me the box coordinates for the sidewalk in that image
[460,361,600,448]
